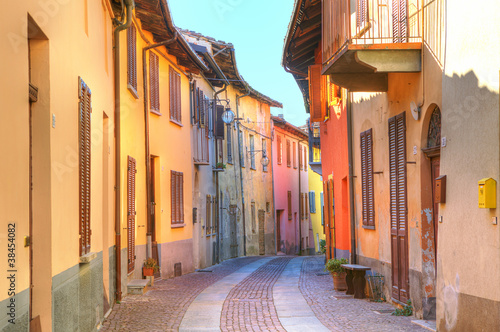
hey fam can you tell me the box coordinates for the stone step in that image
[127,279,149,295]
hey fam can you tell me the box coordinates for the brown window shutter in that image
[171,171,176,223]
[357,0,368,28]
[206,195,211,235]
[288,191,292,220]
[199,90,206,127]
[149,52,159,111]
[304,146,308,171]
[277,135,282,164]
[227,125,233,163]
[78,77,92,257]
[308,64,326,122]
[193,81,198,124]
[305,194,309,218]
[286,140,291,167]
[180,172,184,223]
[215,105,225,139]
[127,24,137,92]
[392,0,408,43]
[127,156,136,272]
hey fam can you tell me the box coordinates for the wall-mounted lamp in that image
[248,149,270,166]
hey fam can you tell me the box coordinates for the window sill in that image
[79,252,97,264]
[127,84,139,99]
[171,223,186,229]
[250,167,256,171]
[170,119,183,127]
[150,109,162,116]
[362,225,376,230]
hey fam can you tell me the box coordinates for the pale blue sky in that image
[169,0,308,127]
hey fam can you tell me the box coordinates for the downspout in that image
[214,84,228,263]
[346,91,357,264]
[271,126,277,254]
[143,34,178,259]
[113,0,134,303]
[297,138,307,255]
[236,87,251,256]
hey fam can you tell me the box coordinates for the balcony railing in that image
[308,120,321,164]
[322,0,423,65]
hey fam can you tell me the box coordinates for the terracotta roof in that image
[271,115,308,140]
[181,30,283,108]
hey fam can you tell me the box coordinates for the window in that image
[149,51,160,113]
[171,171,184,225]
[79,77,92,257]
[206,195,212,235]
[262,138,268,172]
[127,156,136,272]
[356,0,368,28]
[251,201,256,233]
[293,141,297,168]
[127,24,138,97]
[266,202,270,213]
[361,128,375,227]
[250,135,255,169]
[169,66,181,123]
[286,139,291,167]
[227,125,233,163]
[299,144,303,170]
[309,191,316,213]
[287,191,292,220]
[239,130,245,167]
[277,135,282,165]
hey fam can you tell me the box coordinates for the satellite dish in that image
[410,101,420,121]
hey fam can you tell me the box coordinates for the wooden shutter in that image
[308,64,326,122]
[277,135,282,164]
[305,194,309,218]
[127,24,137,92]
[287,191,292,220]
[361,129,375,227]
[171,171,176,223]
[171,171,184,224]
[215,105,225,139]
[304,146,308,170]
[286,139,291,167]
[357,0,368,28]
[199,90,205,127]
[227,125,233,163]
[392,0,408,43]
[127,156,136,272]
[192,80,198,124]
[206,195,211,235]
[79,77,92,256]
[389,112,408,302]
[149,51,159,111]
[170,67,181,122]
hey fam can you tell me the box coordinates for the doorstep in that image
[411,320,437,332]
[127,279,149,295]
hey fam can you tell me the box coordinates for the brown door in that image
[276,210,282,252]
[150,157,160,277]
[431,157,440,273]
[389,113,409,303]
[328,179,336,259]
[259,210,265,255]
[127,156,137,273]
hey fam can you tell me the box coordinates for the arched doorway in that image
[421,105,441,319]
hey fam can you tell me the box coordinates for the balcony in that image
[322,0,423,92]
[308,120,322,175]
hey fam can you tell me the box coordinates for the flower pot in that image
[332,272,347,291]
[143,267,154,277]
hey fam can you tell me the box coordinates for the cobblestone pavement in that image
[100,256,261,332]
[299,256,427,332]
[220,257,292,332]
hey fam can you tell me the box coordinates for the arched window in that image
[427,106,441,148]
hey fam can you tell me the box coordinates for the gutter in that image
[297,138,307,254]
[143,34,178,259]
[346,91,357,264]
[113,0,134,303]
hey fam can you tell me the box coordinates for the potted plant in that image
[143,257,159,277]
[215,162,226,170]
[325,257,348,291]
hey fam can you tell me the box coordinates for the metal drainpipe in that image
[214,84,227,263]
[270,127,277,254]
[236,88,251,256]
[142,35,178,260]
[347,91,357,264]
[113,0,134,303]
[298,138,307,255]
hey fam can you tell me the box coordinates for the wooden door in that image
[389,113,409,303]
[150,157,160,277]
[276,210,282,252]
[431,157,440,273]
[258,210,265,255]
[229,205,238,258]
[127,156,137,273]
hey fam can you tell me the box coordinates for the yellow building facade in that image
[308,169,325,252]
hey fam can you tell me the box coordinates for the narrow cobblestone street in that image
[100,256,428,331]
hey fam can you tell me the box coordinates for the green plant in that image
[143,257,159,272]
[215,162,226,169]
[324,258,348,275]
[319,239,326,254]
[392,300,413,316]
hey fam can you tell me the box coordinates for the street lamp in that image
[222,107,235,124]
[248,149,269,166]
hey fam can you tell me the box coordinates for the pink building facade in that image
[272,116,313,255]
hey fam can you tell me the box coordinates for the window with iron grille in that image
[127,24,138,98]
[149,51,160,113]
[79,77,92,256]
[171,171,184,224]
[360,128,375,227]
[169,66,181,123]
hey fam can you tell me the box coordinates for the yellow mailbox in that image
[478,178,496,209]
